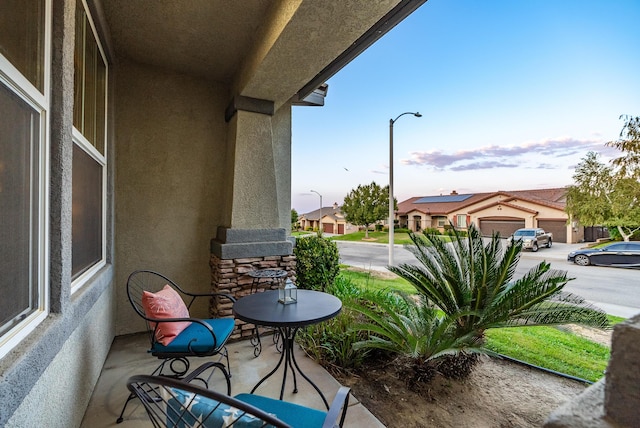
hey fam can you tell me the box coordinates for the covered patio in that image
[80,333,383,427]
[3,2,639,426]
[1,1,427,426]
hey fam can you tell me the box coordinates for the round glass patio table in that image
[233,289,342,409]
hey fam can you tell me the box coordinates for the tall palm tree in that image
[389,224,609,341]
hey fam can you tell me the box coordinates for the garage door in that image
[322,222,333,234]
[538,220,567,243]
[479,219,524,238]
[337,223,345,234]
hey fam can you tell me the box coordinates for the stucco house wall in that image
[468,205,538,227]
[6,285,115,427]
[2,2,427,426]
[114,60,230,333]
[2,2,117,425]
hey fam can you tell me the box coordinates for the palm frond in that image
[348,290,477,361]
[501,292,609,329]
[390,222,610,339]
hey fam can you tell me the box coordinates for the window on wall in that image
[0,0,45,91]
[456,214,467,228]
[72,1,107,287]
[0,0,49,358]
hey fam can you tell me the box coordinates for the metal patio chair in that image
[127,374,351,428]
[246,268,288,357]
[117,270,236,423]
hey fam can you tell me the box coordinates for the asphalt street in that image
[335,239,640,318]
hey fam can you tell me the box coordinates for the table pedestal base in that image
[250,326,329,409]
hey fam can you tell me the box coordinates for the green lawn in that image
[340,266,617,383]
[294,229,455,245]
[339,267,416,294]
[329,231,412,244]
[330,230,454,245]
[485,326,609,382]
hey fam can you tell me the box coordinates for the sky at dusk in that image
[290,0,640,214]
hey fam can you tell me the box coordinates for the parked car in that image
[567,242,640,267]
[508,228,552,252]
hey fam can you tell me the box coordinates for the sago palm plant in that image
[348,289,483,385]
[389,223,609,342]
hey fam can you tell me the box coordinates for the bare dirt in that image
[336,355,590,428]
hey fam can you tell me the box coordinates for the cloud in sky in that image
[449,161,519,171]
[401,137,613,170]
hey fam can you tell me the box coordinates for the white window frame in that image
[71,0,108,294]
[456,214,466,228]
[0,0,51,360]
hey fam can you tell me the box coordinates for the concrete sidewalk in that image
[81,333,383,427]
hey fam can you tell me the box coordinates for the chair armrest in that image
[182,291,237,302]
[183,292,236,310]
[322,386,350,428]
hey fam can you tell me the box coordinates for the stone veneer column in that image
[210,227,295,340]
[213,97,295,339]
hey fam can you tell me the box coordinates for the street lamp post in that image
[389,112,422,266]
[310,190,322,234]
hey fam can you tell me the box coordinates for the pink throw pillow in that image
[142,284,192,345]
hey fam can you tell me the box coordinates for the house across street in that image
[396,188,580,243]
[298,187,610,244]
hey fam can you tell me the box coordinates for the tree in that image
[291,208,299,231]
[341,182,394,238]
[566,146,640,241]
[607,115,640,180]
[565,152,614,227]
[604,176,640,241]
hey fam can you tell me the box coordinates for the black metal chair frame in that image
[246,269,287,357]
[127,374,351,428]
[117,270,237,424]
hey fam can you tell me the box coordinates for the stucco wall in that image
[467,196,565,221]
[469,205,538,228]
[114,61,228,335]
[6,281,115,428]
[0,2,118,425]
[272,103,293,232]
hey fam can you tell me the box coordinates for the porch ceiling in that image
[101,0,270,83]
[99,1,421,107]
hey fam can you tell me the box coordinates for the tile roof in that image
[299,206,344,221]
[397,187,568,216]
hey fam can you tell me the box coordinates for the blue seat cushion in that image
[151,318,235,355]
[167,388,274,428]
[235,393,327,428]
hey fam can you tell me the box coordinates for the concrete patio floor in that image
[80,333,383,427]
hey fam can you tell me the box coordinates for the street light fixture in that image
[389,112,422,266]
[310,190,322,234]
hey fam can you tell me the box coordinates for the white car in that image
[508,228,553,252]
